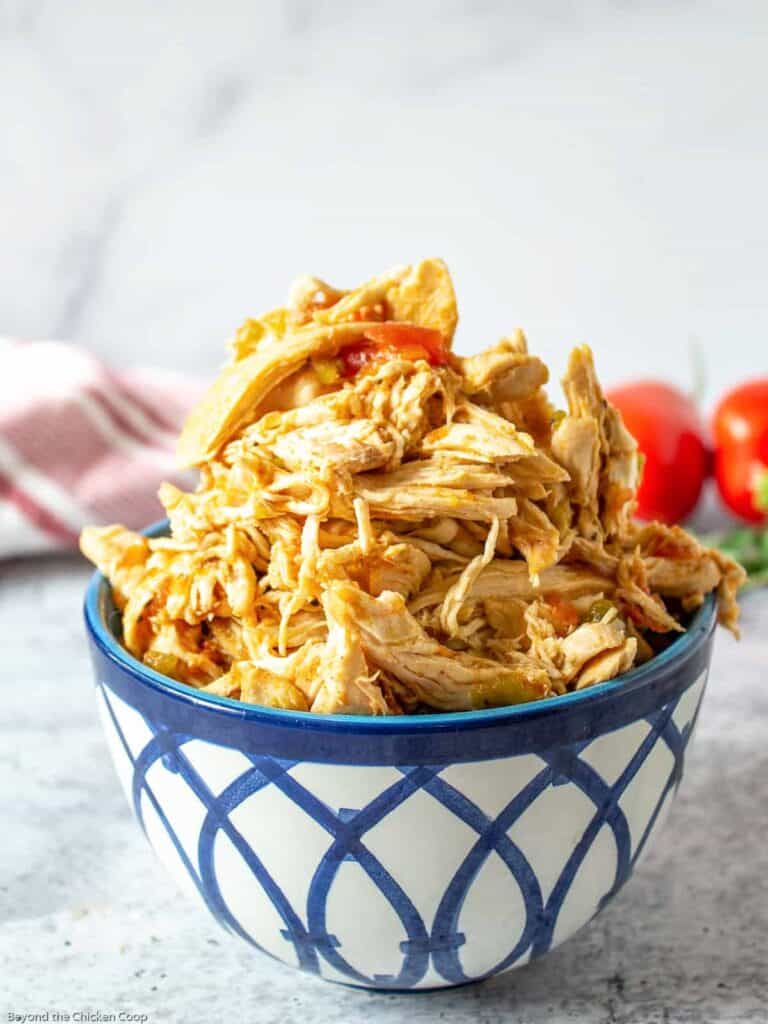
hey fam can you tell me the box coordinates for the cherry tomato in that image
[340,323,449,377]
[606,381,708,524]
[712,380,768,523]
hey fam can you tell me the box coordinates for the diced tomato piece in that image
[339,323,451,378]
[340,344,381,377]
[548,596,580,634]
[362,323,449,366]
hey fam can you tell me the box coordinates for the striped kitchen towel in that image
[0,340,204,558]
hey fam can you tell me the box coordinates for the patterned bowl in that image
[84,545,716,990]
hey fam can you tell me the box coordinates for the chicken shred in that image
[80,259,746,714]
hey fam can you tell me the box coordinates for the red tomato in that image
[548,596,580,634]
[606,381,709,524]
[340,323,449,377]
[712,380,768,523]
[340,344,383,377]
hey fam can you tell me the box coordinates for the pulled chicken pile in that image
[81,259,744,714]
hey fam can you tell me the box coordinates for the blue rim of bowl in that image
[84,519,717,738]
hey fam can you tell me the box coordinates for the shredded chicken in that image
[80,258,746,714]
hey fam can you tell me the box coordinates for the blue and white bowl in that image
[84,544,716,990]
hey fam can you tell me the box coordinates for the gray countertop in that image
[1,554,766,1023]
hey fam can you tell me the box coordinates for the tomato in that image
[712,380,768,523]
[340,323,449,377]
[606,381,709,524]
[340,344,383,377]
[363,323,449,364]
[548,596,580,633]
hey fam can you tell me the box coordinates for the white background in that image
[2,0,767,406]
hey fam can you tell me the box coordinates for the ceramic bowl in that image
[84,537,716,990]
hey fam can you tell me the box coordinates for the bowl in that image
[83,526,716,990]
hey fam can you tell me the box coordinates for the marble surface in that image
[1,554,767,1022]
[1,0,767,401]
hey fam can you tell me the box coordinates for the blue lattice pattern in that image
[96,672,707,989]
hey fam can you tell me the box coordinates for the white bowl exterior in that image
[95,669,707,989]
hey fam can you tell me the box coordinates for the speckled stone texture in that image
[1,554,766,1023]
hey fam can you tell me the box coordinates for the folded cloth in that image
[0,340,204,558]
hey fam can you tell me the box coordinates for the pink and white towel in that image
[0,340,204,558]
